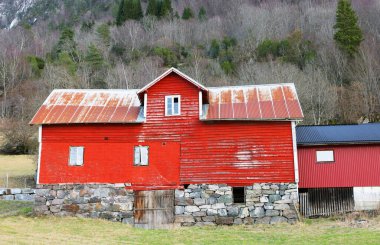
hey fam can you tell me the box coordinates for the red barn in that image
[31,68,303,227]
[297,124,380,216]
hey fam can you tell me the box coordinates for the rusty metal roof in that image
[30,89,143,125]
[202,83,303,121]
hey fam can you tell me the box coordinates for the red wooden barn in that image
[297,124,380,216]
[31,68,303,189]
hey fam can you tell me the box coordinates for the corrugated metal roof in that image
[202,83,303,121]
[30,89,143,124]
[296,123,380,145]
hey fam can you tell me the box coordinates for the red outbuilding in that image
[31,68,303,189]
[297,124,380,215]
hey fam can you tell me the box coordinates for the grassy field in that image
[0,155,35,176]
[0,154,35,188]
[0,201,379,245]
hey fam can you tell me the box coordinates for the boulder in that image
[215,217,234,225]
[202,216,216,222]
[206,209,218,215]
[250,207,265,218]
[185,206,200,213]
[51,199,64,205]
[283,209,298,219]
[274,204,290,210]
[265,210,280,217]
[193,211,206,217]
[175,215,195,223]
[270,216,288,224]
[194,198,206,206]
[255,216,271,224]
[175,206,185,215]
[269,194,281,203]
[10,189,22,194]
[239,207,249,218]
[260,196,269,203]
[15,194,34,201]
[217,209,227,216]
[227,206,239,217]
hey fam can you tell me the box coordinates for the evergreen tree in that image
[146,0,157,16]
[182,7,194,20]
[86,44,105,69]
[333,0,363,56]
[198,6,206,21]
[124,0,134,20]
[132,0,143,20]
[116,0,126,25]
[159,0,172,18]
[52,27,78,61]
[97,23,111,46]
[85,44,108,88]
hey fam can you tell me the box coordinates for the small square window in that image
[134,146,149,166]
[316,150,334,162]
[232,187,245,203]
[69,146,84,166]
[165,95,181,116]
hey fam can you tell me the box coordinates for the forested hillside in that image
[0,0,379,153]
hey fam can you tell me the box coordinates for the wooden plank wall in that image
[299,188,354,217]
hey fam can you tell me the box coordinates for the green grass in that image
[0,202,379,245]
[0,200,33,217]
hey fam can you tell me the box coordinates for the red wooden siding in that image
[298,145,380,188]
[41,139,180,186]
[38,73,296,187]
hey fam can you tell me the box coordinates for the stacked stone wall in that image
[34,184,134,224]
[33,183,299,226]
[0,188,35,201]
[174,183,298,226]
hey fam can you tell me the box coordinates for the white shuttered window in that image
[134,146,149,166]
[69,146,84,166]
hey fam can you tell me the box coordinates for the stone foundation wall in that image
[34,184,134,224]
[0,188,35,201]
[174,183,298,226]
[34,183,298,227]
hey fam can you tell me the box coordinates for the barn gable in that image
[137,67,208,96]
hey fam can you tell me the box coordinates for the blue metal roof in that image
[296,123,380,145]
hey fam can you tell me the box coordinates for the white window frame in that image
[316,150,334,163]
[134,146,149,166]
[165,95,181,116]
[69,146,84,166]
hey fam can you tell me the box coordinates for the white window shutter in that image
[140,146,149,165]
[69,147,77,165]
[77,147,84,165]
[134,146,141,165]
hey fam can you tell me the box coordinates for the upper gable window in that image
[316,150,334,163]
[165,95,181,116]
